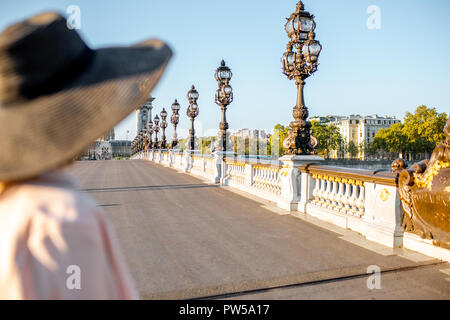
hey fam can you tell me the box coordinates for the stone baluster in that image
[254,167,260,188]
[245,164,253,186]
[268,168,275,192]
[329,178,338,208]
[336,180,345,211]
[356,182,365,216]
[342,180,352,213]
[349,183,359,215]
[323,178,332,207]
[311,175,320,204]
[318,177,327,205]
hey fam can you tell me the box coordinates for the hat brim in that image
[0,39,172,182]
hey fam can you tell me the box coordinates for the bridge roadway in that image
[68,160,450,300]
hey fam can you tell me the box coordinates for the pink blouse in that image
[0,170,138,299]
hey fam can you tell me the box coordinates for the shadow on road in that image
[81,183,220,193]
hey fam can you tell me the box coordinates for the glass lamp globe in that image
[285,2,315,41]
[302,35,322,63]
[171,99,180,112]
[223,85,232,96]
[187,85,199,101]
[215,60,232,84]
[282,51,296,73]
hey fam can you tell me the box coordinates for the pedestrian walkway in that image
[68,160,450,299]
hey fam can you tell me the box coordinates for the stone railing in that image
[224,160,246,185]
[297,164,403,249]
[310,173,366,217]
[221,159,284,203]
[253,164,282,196]
[130,151,449,261]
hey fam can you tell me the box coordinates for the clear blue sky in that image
[1,0,449,140]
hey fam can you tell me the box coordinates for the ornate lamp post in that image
[186,85,200,152]
[142,128,148,152]
[281,1,322,155]
[153,114,160,149]
[147,119,154,150]
[160,108,168,149]
[170,99,181,148]
[214,60,233,152]
[137,131,143,153]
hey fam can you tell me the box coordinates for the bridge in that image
[69,153,450,299]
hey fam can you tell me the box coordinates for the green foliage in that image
[231,136,268,156]
[346,141,359,159]
[373,122,408,155]
[403,105,447,154]
[177,138,186,152]
[311,121,343,159]
[197,136,214,154]
[269,124,289,156]
[373,105,447,158]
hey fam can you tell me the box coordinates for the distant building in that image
[100,129,115,141]
[232,128,268,140]
[136,95,154,134]
[110,140,132,158]
[83,140,112,160]
[314,114,401,159]
[310,115,346,123]
[82,128,131,159]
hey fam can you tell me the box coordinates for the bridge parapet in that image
[297,164,403,249]
[131,150,449,261]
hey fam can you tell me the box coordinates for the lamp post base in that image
[277,155,324,211]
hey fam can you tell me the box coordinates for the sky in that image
[1,0,449,140]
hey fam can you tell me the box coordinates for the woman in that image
[0,11,172,299]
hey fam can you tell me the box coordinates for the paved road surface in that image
[67,160,450,299]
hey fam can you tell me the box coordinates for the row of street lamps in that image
[132,1,321,157]
[132,60,233,155]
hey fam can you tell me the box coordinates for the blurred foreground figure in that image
[0,12,172,299]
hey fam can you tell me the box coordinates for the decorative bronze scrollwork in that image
[396,116,450,249]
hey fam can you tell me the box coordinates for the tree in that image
[403,105,447,157]
[373,122,408,158]
[372,106,447,160]
[197,136,214,154]
[178,138,186,152]
[311,121,343,159]
[269,124,289,157]
[346,141,359,159]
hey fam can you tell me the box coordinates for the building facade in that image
[110,140,132,158]
[232,128,268,140]
[82,127,131,160]
[136,95,154,135]
[314,114,400,159]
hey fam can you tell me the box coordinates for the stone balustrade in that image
[310,174,365,216]
[253,164,282,196]
[130,150,449,261]
[224,160,246,185]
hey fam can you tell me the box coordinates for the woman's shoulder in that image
[0,170,103,231]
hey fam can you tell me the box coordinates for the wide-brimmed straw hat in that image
[0,12,172,182]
